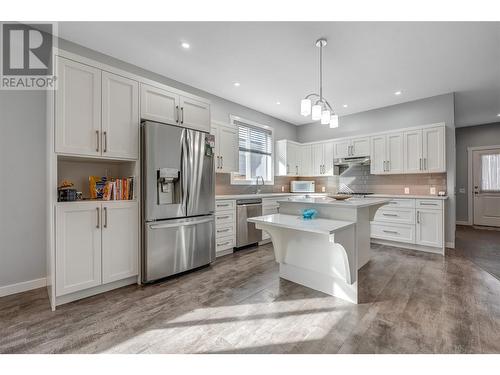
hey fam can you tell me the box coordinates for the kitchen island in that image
[248,196,389,303]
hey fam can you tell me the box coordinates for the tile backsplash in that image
[216,165,447,196]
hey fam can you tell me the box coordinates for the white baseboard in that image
[445,241,455,249]
[0,277,47,298]
[456,221,471,226]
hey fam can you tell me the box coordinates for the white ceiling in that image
[58,22,500,127]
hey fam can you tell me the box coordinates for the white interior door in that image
[102,202,139,283]
[101,72,139,159]
[473,148,500,227]
[56,203,102,296]
[55,57,101,156]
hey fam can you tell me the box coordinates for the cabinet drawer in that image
[373,207,415,225]
[215,211,235,224]
[371,223,415,244]
[416,199,443,210]
[216,236,234,252]
[384,199,415,208]
[216,200,235,211]
[216,223,234,238]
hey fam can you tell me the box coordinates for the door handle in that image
[175,105,179,123]
[103,207,108,228]
[103,131,107,153]
[150,218,214,229]
[96,207,100,228]
[180,107,184,124]
[96,130,99,152]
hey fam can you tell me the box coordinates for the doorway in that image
[472,147,500,227]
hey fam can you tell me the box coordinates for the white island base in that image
[248,214,359,303]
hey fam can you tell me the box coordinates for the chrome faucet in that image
[255,176,265,194]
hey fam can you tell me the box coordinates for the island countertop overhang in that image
[277,197,391,208]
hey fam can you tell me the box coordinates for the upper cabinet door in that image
[287,142,299,175]
[102,202,139,284]
[423,126,446,173]
[299,145,312,176]
[370,135,387,174]
[404,130,423,173]
[55,57,101,156]
[179,96,211,133]
[140,84,180,125]
[311,143,324,175]
[101,72,139,160]
[333,140,350,159]
[218,125,239,173]
[351,137,370,157]
[323,142,335,175]
[386,133,404,174]
[56,203,102,296]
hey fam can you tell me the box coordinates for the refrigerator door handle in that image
[149,217,214,229]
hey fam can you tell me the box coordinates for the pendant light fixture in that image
[300,38,339,128]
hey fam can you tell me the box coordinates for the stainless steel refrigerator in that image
[141,120,215,282]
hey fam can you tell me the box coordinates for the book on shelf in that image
[91,176,135,201]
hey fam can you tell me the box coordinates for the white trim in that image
[467,145,500,226]
[456,220,471,226]
[229,114,275,186]
[371,239,444,255]
[0,278,47,298]
[445,241,455,249]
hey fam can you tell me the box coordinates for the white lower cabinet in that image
[215,199,236,257]
[371,197,445,253]
[56,201,139,297]
[102,202,139,283]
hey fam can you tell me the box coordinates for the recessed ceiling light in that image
[497,113,500,117]
[394,91,402,96]
[276,101,281,105]
[343,104,348,108]
[181,42,190,49]
[233,82,240,87]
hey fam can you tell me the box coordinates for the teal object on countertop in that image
[301,208,318,220]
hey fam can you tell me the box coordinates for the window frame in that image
[229,114,275,186]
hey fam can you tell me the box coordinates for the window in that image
[230,115,274,185]
[481,153,500,192]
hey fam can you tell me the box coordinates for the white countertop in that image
[248,213,354,235]
[215,193,326,200]
[371,194,448,200]
[278,196,391,208]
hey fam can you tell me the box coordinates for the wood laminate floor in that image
[1,242,499,354]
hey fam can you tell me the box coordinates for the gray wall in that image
[0,38,298,289]
[455,122,500,222]
[297,93,457,246]
[0,91,47,287]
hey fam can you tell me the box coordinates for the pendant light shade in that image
[321,110,330,124]
[329,114,339,128]
[311,105,322,121]
[300,99,311,116]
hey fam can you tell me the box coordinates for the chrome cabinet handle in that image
[180,107,184,124]
[383,161,386,171]
[419,158,422,170]
[424,158,427,170]
[296,165,298,175]
[96,207,100,228]
[103,131,107,153]
[286,164,289,174]
[217,228,230,233]
[218,241,231,246]
[217,215,230,220]
[420,202,437,206]
[96,130,99,152]
[383,213,398,217]
[175,105,179,123]
[387,160,390,171]
[221,156,223,169]
[417,211,421,223]
[103,207,108,228]
[383,230,399,234]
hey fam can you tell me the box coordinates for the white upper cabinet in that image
[179,96,211,132]
[403,125,445,173]
[423,126,446,173]
[56,203,102,296]
[55,57,101,156]
[101,72,139,159]
[333,139,350,159]
[299,145,312,176]
[102,202,139,284]
[403,129,423,173]
[211,122,238,173]
[140,84,211,133]
[323,142,335,175]
[370,132,404,174]
[276,140,299,176]
[140,84,180,125]
[350,137,370,157]
[310,142,334,176]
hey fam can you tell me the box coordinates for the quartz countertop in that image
[215,193,327,200]
[278,196,391,208]
[371,194,448,200]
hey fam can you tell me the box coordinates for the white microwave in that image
[290,180,315,193]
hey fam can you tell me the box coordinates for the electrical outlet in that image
[321,186,326,192]
[404,187,410,194]
[430,187,436,195]
[281,186,285,192]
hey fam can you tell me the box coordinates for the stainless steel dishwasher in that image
[236,198,262,248]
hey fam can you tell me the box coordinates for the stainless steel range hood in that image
[333,156,371,176]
